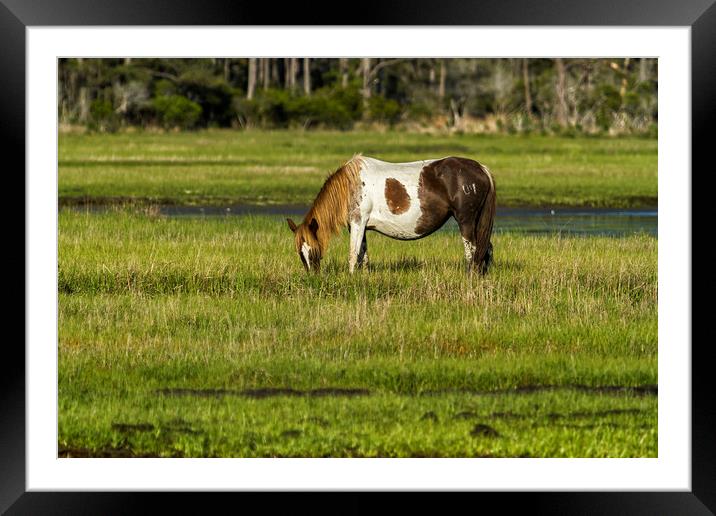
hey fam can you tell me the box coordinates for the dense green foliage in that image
[59,130,657,208]
[153,95,203,129]
[58,58,657,134]
[58,211,657,457]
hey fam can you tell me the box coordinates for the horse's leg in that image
[480,241,494,274]
[457,201,494,275]
[462,237,477,273]
[348,220,367,274]
[357,232,368,269]
[456,218,478,274]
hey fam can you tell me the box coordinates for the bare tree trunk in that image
[339,58,348,88]
[78,86,89,123]
[554,58,568,127]
[639,58,648,83]
[257,59,264,90]
[263,59,270,90]
[438,59,446,100]
[303,58,311,96]
[522,58,534,119]
[493,59,512,116]
[361,58,372,117]
[76,57,89,123]
[114,80,128,114]
[67,61,77,122]
[361,58,372,100]
[224,58,230,82]
[247,58,257,100]
[449,98,464,131]
[284,58,290,89]
[620,58,631,97]
[58,69,66,124]
[271,59,279,86]
[289,58,298,92]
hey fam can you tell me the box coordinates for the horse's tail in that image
[473,167,496,274]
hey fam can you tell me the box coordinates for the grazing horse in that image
[287,154,495,274]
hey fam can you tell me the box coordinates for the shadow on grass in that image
[422,384,657,397]
[153,384,656,399]
[58,446,175,458]
[495,258,526,272]
[454,407,650,421]
[367,257,425,273]
[155,387,371,398]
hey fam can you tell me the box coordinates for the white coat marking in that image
[481,164,494,192]
[462,237,476,262]
[344,156,493,274]
[462,183,478,195]
[301,242,312,269]
[356,156,443,240]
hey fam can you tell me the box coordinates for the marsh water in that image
[148,205,658,237]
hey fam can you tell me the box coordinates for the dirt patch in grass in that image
[448,408,651,427]
[303,416,330,427]
[155,387,371,398]
[547,408,647,419]
[481,407,649,421]
[488,411,528,420]
[111,422,154,433]
[470,424,500,438]
[571,385,657,396]
[111,419,202,436]
[422,384,657,397]
[164,420,203,435]
[420,411,439,422]
[58,445,185,458]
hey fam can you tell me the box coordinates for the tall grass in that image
[59,210,656,389]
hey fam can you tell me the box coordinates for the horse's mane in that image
[304,154,363,249]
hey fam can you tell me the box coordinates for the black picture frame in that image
[5,0,713,513]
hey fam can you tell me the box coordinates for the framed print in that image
[6,0,714,513]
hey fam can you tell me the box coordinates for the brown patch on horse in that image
[415,157,495,272]
[415,160,451,235]
[384,178,411,215]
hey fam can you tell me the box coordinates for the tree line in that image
[58,58,657,134]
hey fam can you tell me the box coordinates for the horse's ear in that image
[308,218,319,235]
[287,218,298,233]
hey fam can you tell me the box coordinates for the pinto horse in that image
[287,155,495,274]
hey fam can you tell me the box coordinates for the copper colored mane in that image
[301,154,363,253]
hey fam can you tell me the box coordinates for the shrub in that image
[595,84,622,131]
[234,87,363,130]
[89,99,118,132]
[153,95,202,130]
[290,88,361,129]
[234,89,291,128]
[180,80,234,127]
[367,96,402,125]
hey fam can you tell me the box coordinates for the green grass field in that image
[58,208,657,457]
[59,130,657,208]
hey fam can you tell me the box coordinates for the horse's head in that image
[287,217,322,272]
